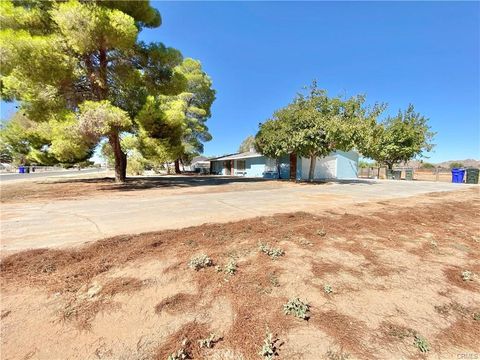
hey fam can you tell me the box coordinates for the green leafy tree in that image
[362,105,435,170]
[255,117,293,177]
[420,162,436,169]
[171,58,215,173]
[238,135,256,153]
[358,160,375,169]
[449,162,464,169]
[0,0,211,182]
[257,81,381,181]
[0,112,90,165]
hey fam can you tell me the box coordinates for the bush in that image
[449,162,464,169]
[188,254,213,271]
[413,335,430,353]
[259,330,279,359]
[126,153,145,175]
[284,297,310,320]
[420,162,435,169]
[259,243,284,259]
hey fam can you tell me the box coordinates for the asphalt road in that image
[0,168,106,182]
[1,178,476,253]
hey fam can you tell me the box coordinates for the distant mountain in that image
[406,159,480,169]
[436,159,480,169]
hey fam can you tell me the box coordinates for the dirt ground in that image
[0,176,293,203]
[1,188,479,359]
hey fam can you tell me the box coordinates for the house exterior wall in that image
[212,151,358,180]
[238,157,267,177]
[213,155,290,178]
[296,151,359,180]
[335,150,359,179]
[299,155,337,180]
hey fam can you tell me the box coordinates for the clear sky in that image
[145,1,480,162]
[1,1,479,162]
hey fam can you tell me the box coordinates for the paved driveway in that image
[1,178,475,252]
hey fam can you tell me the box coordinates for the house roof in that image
[211,151,263,161]
[191,156,209,164]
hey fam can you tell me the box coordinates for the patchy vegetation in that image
[259,243,285,259]
[323,284,333,294]
[188,254,213,271]
[413,334,430,353]
[1,189,479,359]
[461,270,474,281]
[198,333,221,349]
[283,298,310,320]
[258,330,279,359]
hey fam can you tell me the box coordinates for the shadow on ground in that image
[45,175,378,191]
[43,175,277,191]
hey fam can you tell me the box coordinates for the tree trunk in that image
[308,155,316,182]
[174,159,181,174]
[99,48,108,99]
[109,132,126,183]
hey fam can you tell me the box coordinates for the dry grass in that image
[155,293,198,314]
[1,188,479,359]
[155,322,212,359]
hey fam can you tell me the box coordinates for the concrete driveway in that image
[1,177,476,252]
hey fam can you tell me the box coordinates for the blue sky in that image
[1,1,479,162]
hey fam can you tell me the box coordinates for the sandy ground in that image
[1,175,477,252]
[1,188,479,359]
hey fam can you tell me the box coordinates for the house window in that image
[237,160,246,171]
[265,158,276,172]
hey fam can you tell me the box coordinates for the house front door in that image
[224,161,231,175]
[289,153,297,179]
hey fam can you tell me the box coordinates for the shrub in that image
[224,258,237,275]
[259,243,284,259]
[188,254,213,271]
[324,284,333,294]
[420,162,435,169]
[284,297,310,320]
[461,270,473,281]
[413,335,430,353]
[326,350,350,360]
[258,330,279,359]
[198,333,220,349]
[269,273,280,287]
[317,228,327,237]
[167,339,189,360]
[449,162,464,169]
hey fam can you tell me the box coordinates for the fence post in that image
[435,167,439,182]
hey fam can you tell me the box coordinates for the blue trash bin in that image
[19,166,25,174]
[451,168,465,183]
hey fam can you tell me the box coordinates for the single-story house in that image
[188,156,211,174]
[209,150,359,180]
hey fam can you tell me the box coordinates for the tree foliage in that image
[449,162,464,169]
[420,162,435,169]
[256,81,382,180]
[256,81,435,179]
[361,104,435,169]
[238,135,256,153]
[0,0,214,181]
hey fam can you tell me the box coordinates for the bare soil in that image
[0,176,293,203]
[1,189,479,359]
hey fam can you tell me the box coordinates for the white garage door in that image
[301,155,337,180]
